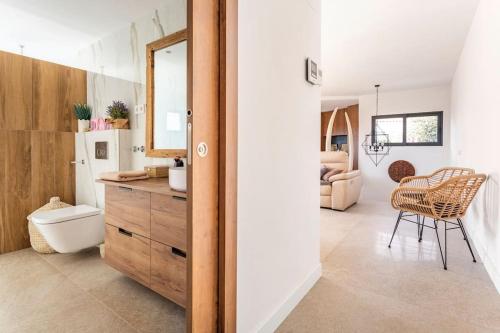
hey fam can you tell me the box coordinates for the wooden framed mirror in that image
[146,29,188,158]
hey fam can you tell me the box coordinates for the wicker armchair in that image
[399,167,475,188]
[389,173,486,270]
[394,167,475,243]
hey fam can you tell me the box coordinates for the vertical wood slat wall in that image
[0,50,86,254]
[320,104,359,170]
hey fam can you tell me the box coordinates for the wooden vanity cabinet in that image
[151,193,187,252]
[100,179,187,307]
[104,224,151,286]
[105,185,151,237]
[151,240,187,306]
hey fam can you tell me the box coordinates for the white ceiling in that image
[321,97,358,112]
[321,0,479,96]
[0,0,166,62]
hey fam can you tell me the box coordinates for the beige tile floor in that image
[278,201,500,332]
[0,247,185,333]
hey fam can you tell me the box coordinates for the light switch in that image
[135,104,146,114]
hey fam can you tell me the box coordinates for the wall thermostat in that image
[306,58,322,86]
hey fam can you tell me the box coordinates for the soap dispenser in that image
[174,156,184,168]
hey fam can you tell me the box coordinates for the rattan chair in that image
[389,173,486,270]
[396,167,475,242]
[399,167,475,188]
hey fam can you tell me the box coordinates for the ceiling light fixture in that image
[361,84,391,166]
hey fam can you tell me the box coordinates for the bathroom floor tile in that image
[88,275,185,333]
[0,248,185,332]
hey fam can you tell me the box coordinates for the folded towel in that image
[99,170,149,182]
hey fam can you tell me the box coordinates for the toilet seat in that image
[30,205,104,253]
[31,205,101,225]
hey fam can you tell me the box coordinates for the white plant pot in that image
[78,119,90,132]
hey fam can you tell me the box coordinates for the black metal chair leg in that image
[458,218,477,263]
[388,211,403,248]
[417,215,421,240]
[433,219,447,270]
[444,220,448,270]
[419,216,425,242]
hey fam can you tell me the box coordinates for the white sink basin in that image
[169,167,186,192]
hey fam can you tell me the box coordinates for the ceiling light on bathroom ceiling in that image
[361,84,391,167]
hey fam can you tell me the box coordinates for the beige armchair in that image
[320,151,362,211]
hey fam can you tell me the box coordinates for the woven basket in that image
[27,197,72,254]
[105,118,129,129]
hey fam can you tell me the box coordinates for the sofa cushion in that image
[320,151,348,171]
[328,169,361,182]
[320,165,329,179]
[320,184,331,196]
[322,168,342,181]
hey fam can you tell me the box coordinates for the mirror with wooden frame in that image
[146,29,188,158]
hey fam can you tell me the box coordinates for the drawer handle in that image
[118,228,133,237]
[172,195,187,201]
[118,186,133,192]
[171,247,186,258]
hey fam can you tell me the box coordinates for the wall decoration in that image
[388,160,415,182]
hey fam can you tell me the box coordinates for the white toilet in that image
[31,205,104,253]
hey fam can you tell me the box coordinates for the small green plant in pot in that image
[73,103,92,132]
[106,100,130,129]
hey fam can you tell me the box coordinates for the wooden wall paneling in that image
[333,109,347,135]
[321,105,359,170]
[54,132,76,205]
[0,54,83,254]
[31,130,76,209]
[0,51,32,130]
[31,131,56,210]
[0,131,6,252]
[320,111,332,150]
[0,131,32,253]
[33,60,86,132]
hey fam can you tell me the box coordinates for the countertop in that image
[96,177,187,198]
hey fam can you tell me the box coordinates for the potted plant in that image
[73,103,92,132]
[105,100,129,129]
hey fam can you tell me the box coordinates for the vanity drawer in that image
[150,240,187,307]
[104,224,151,287]
[105,185,151,238]
[151,193,187,251]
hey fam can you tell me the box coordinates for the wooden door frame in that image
[187,0,237,332]
[219,0,237,331]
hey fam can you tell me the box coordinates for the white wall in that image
[72,0,187,84]
[450,0,500,292]
[358,86,451,201]
[82,2,186,170]
[238,0,322,331]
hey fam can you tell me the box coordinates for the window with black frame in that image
[372,111,443,146]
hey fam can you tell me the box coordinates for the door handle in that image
[171,247,186,258]
[118,228,133,237]
[187,122,192,165]
[118,186,133,192]
[70,160,85,165]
